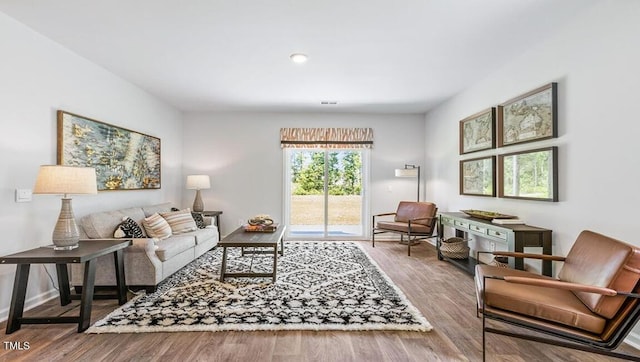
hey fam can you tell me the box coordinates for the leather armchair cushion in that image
[558,231,640,319]
[376,221,432,234]
[476,265,607,334]
[394,201,436,226]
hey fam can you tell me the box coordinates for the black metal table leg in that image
[6,264,30,334]
[56,263,71,306]
[78,259,97,332]
[220,247,229,282]
[272,244,277,283]
[113,249,127,305]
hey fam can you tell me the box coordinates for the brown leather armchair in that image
[372,201,438,256]
[476,230,640,361]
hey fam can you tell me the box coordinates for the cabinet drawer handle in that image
[470,225,487,233]
[488,230,507,239]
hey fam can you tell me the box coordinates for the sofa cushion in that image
[142,202,173,217]
[181,227,219,245]
[476,264,607,334]
[376,221,432,234]
[160,208,198,234]
[558,230,640,319]
[142,213,172,240]
[80,207,147,239]
[155,235,196,261]
[113,217,145,238]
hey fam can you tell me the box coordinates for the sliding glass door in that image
[285,148,368,239]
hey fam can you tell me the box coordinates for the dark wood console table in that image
[438,212,552,276]
[0,239,131,333]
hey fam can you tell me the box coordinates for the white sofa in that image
[70,202,219,292]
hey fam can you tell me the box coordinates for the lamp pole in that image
[416,165,421,202]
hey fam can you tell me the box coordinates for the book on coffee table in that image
[243,223,279,232]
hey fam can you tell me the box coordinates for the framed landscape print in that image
[498,82,557,147]
[460,156,496,197]
[498,147,558,201]
[57,110,161,191]
[459,108,496,154]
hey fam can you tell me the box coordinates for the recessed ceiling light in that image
[290,53,308,64]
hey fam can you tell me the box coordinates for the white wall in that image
[426,0,640,254]
[182,112,425,236]
[425,0,640,343]
[0,14,183,319]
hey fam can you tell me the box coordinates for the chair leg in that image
[482,310,486,361]
[372,230,375,248]
[407,232,411,256]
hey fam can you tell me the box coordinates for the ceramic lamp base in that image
[52,198,80,250]
[192,190,204,212]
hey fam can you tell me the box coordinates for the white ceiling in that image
[0,0,594,113]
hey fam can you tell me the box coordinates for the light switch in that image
[15,189,32,203]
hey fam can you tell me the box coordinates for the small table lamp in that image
[395,164,421,202]
[33,165,98,250]
[186,175,210,212]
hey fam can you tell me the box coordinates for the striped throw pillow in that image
[142,213,172,240]
[160,208,198,234]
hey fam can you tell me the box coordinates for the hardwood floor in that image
[1,240,637,361]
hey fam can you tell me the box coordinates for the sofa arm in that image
[128,238,159,252]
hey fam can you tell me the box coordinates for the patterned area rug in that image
[88,241,432,333]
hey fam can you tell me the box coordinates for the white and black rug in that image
[88,241,432,333]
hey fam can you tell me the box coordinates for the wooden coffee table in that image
[219,225,286,283]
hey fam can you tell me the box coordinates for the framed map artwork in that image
[459,156,496,197]
[498,83,557,147]
[57,110,161,190]
[459,107,496,154]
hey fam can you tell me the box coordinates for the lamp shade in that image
[186,175,210,190]
[395,168,419,177]
[33,165,97,195]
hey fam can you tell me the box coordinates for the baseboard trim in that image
[0,288,59,323]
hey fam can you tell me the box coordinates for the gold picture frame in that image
[57,110,161,191]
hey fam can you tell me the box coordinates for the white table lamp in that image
[186,175,210,212]
[33,165,98,250]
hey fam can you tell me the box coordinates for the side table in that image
[201,210,223,235]
[0,239,131,333]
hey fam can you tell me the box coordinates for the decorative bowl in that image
[460,209,516,221]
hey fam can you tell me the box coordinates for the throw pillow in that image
[171,207,206,229]
[142,213,172,240]
[192,212,206,229]
[160,208,198,234]
[113,217,145,238]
